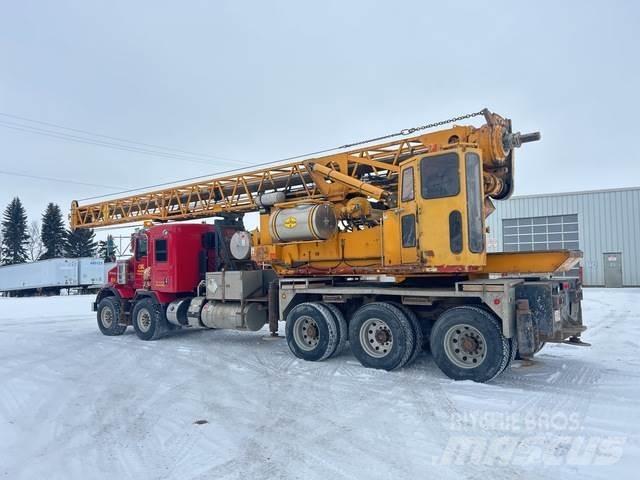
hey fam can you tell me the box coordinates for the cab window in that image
[420,153,460,199]
[401,167,415,202]
[401,214,416,248]
[449,211,463,254]
[465,152,484,253]
[155,239,168,262]
[135,235,148,260]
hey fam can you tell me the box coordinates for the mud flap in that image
[516,299,536,358]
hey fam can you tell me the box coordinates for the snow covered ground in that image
[0,289,638,479]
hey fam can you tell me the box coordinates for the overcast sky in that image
[1,1,638,242]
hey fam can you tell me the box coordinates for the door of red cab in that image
[132,233,148,289]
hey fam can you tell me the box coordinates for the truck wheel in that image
[389,302,423,367]
[132,298,168,341]
[320,302,348,357]
[97,297,127,336]
[349,302,415,371]
[286,302,338,361]
[430,306,509,383]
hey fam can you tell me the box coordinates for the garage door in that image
[502,214,580,277]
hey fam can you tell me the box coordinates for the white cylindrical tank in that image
[200,301,266,331]
[230,231,252,260]
[269,203,337,243]
[256,191,286,208]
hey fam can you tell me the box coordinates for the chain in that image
[339,109,488,149]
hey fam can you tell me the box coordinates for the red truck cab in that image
[100,220,243,312]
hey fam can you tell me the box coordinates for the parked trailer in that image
[0,258,106,295]
[78,258,109,287]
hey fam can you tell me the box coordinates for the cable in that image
[0,120,254,166]
[75,109,485,203]
[0,111,243,164]
[77,145,341,202]
[0,169,128,190]
[0,112,395,203]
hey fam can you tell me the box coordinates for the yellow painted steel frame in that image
[71,111,579,276]
[71,113,512,229]
[484,250,582,274]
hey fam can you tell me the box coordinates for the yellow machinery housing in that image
[71,109,580,279]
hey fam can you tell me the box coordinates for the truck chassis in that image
[94,270,585,383]
[276,275,585,382]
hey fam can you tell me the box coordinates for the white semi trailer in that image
[0,258,107,296]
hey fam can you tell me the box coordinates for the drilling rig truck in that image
[70,109,586,383]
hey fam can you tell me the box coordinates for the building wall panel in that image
[487,187,640,286]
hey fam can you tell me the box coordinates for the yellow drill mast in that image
[71,109,580,278]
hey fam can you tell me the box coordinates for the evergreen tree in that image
[40,203,67,259]
[66,228,97,258]
[1,197,30,265]
[97,234,117,262]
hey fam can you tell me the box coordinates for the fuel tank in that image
[269,202,337,243]
[200,301,266,331]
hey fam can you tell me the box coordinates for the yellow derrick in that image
[71,109,575,278]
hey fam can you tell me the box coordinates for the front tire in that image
[430,306,509,382]
[97,297,127,336]
[132,298,168,341]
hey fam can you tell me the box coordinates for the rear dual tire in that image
[430,306,510,383]
[389,301,424,366]
[288,301,420,371]
[322,302,348,356]
[349,302,415,371]
[287,301,513,382]
[286,302,339,361]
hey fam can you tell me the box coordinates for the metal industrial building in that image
[486,186,640,287]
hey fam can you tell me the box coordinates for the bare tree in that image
[27,220,44,262]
